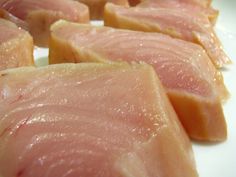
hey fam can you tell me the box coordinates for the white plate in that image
[34,1,236,176]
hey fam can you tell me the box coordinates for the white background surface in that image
[34,0,236,176]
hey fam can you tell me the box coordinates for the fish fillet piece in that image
[49,21,228,141]
[0,0,89,47]
[0,63,198,177]
[0,19,34,71]
[137,0,218,25]
[75,0,129,19]
[104,3,231,68]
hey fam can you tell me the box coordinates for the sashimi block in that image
[137,0,218,25]
[0,0,89,47]
[75,0,129,19]
[0,63,198,177]
[49,21,228,141]
[0,19,34,71]
[104,3,231,68]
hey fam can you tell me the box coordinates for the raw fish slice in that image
[137,0,218,25]
[104,3,231,68]
[75,0,129,19]
[0,19,34,71]
[49,21,228,141]
[0,63,198,177]
[0,0,89,46]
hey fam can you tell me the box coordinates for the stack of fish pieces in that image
[0,0,232,177]
[49,20,228,142]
